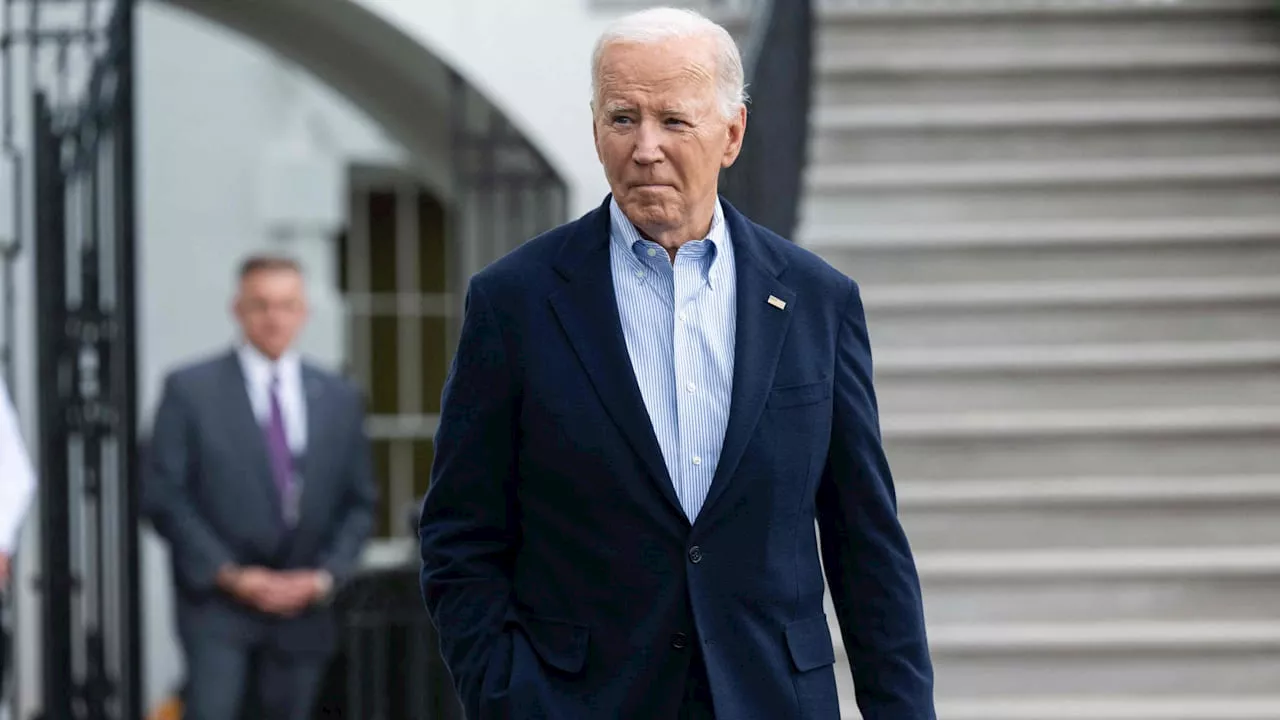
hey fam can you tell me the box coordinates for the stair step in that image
[817,0,1273,19]
[802,215,1280,248]
[900,482,1280,551]
[936,696,1280,720]
[863,276,1280,307]
[912,546,1280,624]
[859,277,1280,348]
[924,620,1280,696]
[874,342,1280,413]
[801,177,1280,226]
[930,620,1280,651]
[843,612,1280,698]
[807,217,1280,284]
[919,546,1280,579]
[811,100,1280,164]
[810,155,1280,190]
[819,45,1280,75]
[814,98,1280,130]
[879,363,1280,413]
[817,47,1280,107]
[902,473,1280,551]
[923,571,1280,625]
[909,544,1280,624]
[819,2,1280,61]
[878,341,1280,373]
[882,407,1280,479]
[883,406,1280,438]
[901,475,1280,506]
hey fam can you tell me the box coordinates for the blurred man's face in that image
[593,36,745,246]
[234,268,307,360]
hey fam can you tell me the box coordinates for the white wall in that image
[359,0,613,218]
[134,2,407,710]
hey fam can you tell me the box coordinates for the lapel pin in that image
[767,295,787,310]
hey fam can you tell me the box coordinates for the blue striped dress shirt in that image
[609,197,737,521]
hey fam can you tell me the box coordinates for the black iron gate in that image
[30,0,142,718]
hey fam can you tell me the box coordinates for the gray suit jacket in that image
[143,349,377,655]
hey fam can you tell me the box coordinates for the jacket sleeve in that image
[141,374,236,593]
[318,390,378,585]
[816,280,936,720]
[418,278,519,717]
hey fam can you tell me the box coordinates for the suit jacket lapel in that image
[548,202,687,521]
[220,351,284,517]
[698,203,795,521]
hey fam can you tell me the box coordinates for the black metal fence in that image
[25,1,143,718]
[312,566,462,720]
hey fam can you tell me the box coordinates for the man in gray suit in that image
[144,254,377,720]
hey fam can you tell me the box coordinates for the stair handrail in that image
[719,0,815,241]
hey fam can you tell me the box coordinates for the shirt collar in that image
[608,196,731,286]
[237,342,300,387]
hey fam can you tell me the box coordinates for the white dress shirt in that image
[0,377,36,553]
[237,344,308,454]
[609,198,736,521]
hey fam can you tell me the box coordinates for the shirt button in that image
[685,382,696,393]
[688,546,703,564]
[692,456,702,466]
[671,632,689,650]
[647,248,657,257]
[635,270,644,279]
[677,311,687,323]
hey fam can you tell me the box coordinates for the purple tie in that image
[265,373,294,516]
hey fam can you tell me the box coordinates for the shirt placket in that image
[673,250,708,519]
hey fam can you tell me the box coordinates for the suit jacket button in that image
[671,633,689,650]
[688,546,703,564]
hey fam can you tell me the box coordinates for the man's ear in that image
[721,104,747,168]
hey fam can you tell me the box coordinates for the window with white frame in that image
[339,167,452,538]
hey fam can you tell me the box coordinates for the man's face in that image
[593,37,745,239]
[233,268,308,360]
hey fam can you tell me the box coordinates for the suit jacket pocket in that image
[767,380,831,410]
[509,610,590,675]
[785,613,836,672]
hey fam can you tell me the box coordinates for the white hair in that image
[591,7,747,120]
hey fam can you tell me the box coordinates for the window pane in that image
[335,229,348,292]
[419,192,447,294]
[413,439,435,501]
[368,190,397,294]
[420,314,447,414]
[369,315,399,414]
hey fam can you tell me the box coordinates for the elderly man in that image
[419,7,935,719]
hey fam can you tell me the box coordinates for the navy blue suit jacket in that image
[419,197,934,719]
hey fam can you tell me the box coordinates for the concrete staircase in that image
[592,0,1280,717]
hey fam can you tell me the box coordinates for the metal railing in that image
[312,564,462,720]
[720,0,815,240]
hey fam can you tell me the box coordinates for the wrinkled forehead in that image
[595,38,718,105]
